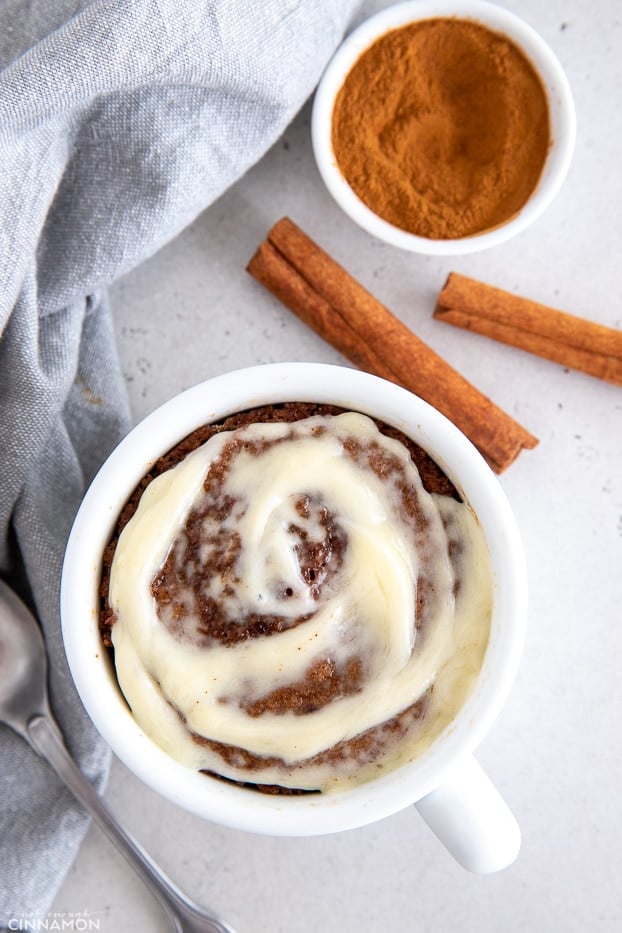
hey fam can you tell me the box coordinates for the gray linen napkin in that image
[0,0,360,920]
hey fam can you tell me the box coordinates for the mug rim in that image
[311,0,576,256]
[61,362,527,835]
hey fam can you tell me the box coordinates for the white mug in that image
[61,363,526,873]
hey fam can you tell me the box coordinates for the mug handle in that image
[414,754,521,873]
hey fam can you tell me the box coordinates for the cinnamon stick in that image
[247,218,538,473]
[435,272,622,386]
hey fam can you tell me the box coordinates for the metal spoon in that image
[0,578,237,933]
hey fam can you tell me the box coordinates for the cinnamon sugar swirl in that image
[101,405,492,792]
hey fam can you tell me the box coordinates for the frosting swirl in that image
[108,412,492,791]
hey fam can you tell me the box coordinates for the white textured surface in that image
[53,1,622,930]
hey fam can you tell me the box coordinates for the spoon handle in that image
[26,713,237,933]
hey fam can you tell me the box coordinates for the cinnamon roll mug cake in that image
[62,364,527,871]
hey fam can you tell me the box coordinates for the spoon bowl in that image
[0,580,50,737]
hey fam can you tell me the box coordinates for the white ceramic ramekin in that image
[312,0,576,255]
[61,363,527,872]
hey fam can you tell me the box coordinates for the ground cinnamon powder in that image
[331,18,551,239]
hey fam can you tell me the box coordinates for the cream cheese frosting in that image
[108,412,492,791]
